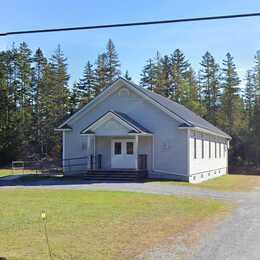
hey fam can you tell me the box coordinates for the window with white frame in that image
[194,137,197,159]
[202,139,204,159]
[215,141,217,158]
[209,140,211,159]
[219,143,222,158]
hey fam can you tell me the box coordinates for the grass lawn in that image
[156,174,260,192]
[0,189,231,259]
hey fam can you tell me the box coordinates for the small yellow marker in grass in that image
[41,210,52,259]
[41,211,46,220]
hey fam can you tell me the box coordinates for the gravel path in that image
[1,177,260,259]
[190,195,260,260]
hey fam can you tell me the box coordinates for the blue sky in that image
[1,0,260,87]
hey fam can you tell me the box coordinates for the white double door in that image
[111,139,136,169]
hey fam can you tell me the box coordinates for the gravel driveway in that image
[1,177,260,259]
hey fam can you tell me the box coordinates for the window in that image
[202,139,204,159]
[126,142,134,155]
[194,138,197,159]
[215,142,217,158]
[114,142,121,155]
[219,143,221,158]
[209,141,211,159]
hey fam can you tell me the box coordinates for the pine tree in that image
[170,49,190,102]
[50,44,70,119]
[254,51,260,90]
[252,90,260,166]
[244,70,256,127]
[31,48,47,157]
[151,52,164,95]
[16,42,34,157]
[140,58,156,91]
[182,68,207,116]
[219,53,246,164]
[105,39,120,82]
[0,51,11,162]
[251,51,260,165]
[124,70,131,80]
[95,53,108,96]
[199,51,220,124]
[243,70,256,164]
[154,54,171,97]
[75,61,96,107]
[46,45,71,158]
[40,63,56,156]
[69,83,81,113]
[219,53,243,133]
[0,46,24,162]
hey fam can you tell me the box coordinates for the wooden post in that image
[90,155,94,170]
[97,154,102,169]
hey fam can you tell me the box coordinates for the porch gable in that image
[80,110,152,136]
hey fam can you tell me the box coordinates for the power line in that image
[1,12,260,37]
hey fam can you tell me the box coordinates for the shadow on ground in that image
[0,174,148,187]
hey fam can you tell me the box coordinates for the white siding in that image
[189,130,228,183]
[63,84,188,177]
[62,80,229,183]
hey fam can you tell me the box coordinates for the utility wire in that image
[1,12,260,37]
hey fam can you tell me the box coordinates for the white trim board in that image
[179,126,231,140]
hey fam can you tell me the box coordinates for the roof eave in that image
[178,126,231,139]
[54,128,72,132]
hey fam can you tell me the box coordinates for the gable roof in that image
[132,82,230,138]
[57,77,231,139]
[113,111,152,134]
[80,110,152,135]
[118,78,230,139]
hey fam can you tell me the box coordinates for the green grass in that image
[156,174,260,192]
[0,189,231,259]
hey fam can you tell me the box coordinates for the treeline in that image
[140,49,260,166]
[0,39,259,166]
[0,40,120,164]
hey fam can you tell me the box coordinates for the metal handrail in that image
[11,155,102,175]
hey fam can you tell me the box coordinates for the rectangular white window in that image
[215,142,217,158]
[194,137,197,159]
[219,143,221,158]
[209,141,211,159]
[202,139,204,159]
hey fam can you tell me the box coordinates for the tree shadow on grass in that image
[0,174,146,187]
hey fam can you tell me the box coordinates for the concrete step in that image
[85,174,139,177]
[84,170,147,181]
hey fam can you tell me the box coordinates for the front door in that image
[111,139,136,169]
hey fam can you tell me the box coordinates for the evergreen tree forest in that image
[0,39,260,167]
